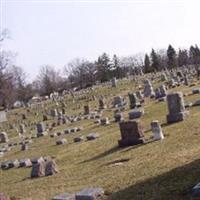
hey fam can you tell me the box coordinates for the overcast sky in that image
[1,0,200,80]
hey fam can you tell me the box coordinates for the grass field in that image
[0,78,200,200]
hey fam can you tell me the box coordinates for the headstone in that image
[128,93,138,109]
[45,159,59,176]
[100,118,110,125]
[192,182,200,197]
[0,111,7,123]
[151,120,164,140]
[0,132,9,143]
[84,105,90,115]
[143,79,155,98]
[159,84,167,97]
[36,122,47,137]
[111,77,117,87]
[52,193,75,200]
[166,92,189,123]
[118,120,145,147]
[113,96,125,107]
[74,136,84,143]
[76,188,104,200]
[31,160,45,178]
[21,143,28,151]
[128,109,144,120]
[56,138,67,145]
[114,112,124,122]
[99,98,106,110]
[86,133,99,141]
[51,109,58,117]
[19,124,26,134]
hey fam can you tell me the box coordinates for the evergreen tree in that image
[178,49,188,67]
[95,53,111,82]
[151,49,160,72]
[167,44,177,69]
[144,54,151,73]
[112,54,121,78]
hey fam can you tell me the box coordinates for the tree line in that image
[1,29,200,108]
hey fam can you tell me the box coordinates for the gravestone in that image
[99,98,106,110]
[118,120,145,147]
[19,124,26,134]
[31,160,45,178]
[52,193,75,200]
[76,188,104,200]
[166,92,189,123]
[113,96,125,107]
[36,122,47,137]
[143,79,155,98]
[151,120,164,140]
[84,105,90,115]
[51,109,58,117]
[0,111,7,123]
[128,109,144,120]
[114,112,124,122]
[128,93,138,109]
[45,159,59,176]
[111,77,117,87]
[0,132,9,143]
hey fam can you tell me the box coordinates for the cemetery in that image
[0,69,200,200]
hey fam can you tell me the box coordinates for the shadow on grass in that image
[79,145,121,164]
[108,159,200,200]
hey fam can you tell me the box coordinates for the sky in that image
[1,0,200,80]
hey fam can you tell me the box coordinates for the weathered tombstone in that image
[111,77,117,87]
[160,84,167,97]
[86,133,99,141]
[84,105,90,115]
[151,120,164,140]
[113,96,125,107]
[45,159,59,176]
[0,132,9,143]
[114,112,124,122]
[21,143,28,151]
[36,122,47,137]
[128,93,138,109]
[99,98,106,110]
[74,136,84,143]
[22,113,26,120]
[31,160,45,178]
[43,115,48,121]
[118,120,145,147]
[166,92,189,123]
[19,124,26,134]
[184,75,190,86]
[52,193,75,200]
[192,182,200,197]
[143,79,155,98]
[19,158,32,167]
[0,111,7,123]
[56,138,67,145]
[76,188,104,200]
[8,159,20,168]
[128,109,144,120]
[136,91,144,100]
[100,118,110,125]
[51,109,58,117]
[161,73,168,81]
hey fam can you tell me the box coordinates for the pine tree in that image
[151,49,160,72]
[144,54,151,73]
[178,49,188,67]
[167,45,177,69]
